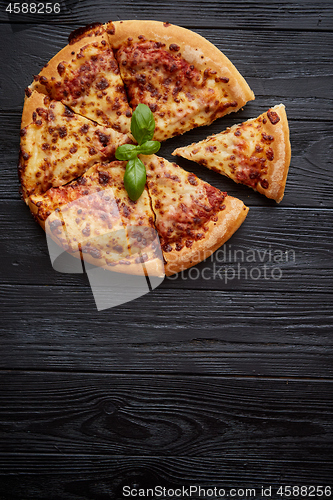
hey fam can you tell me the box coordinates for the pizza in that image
[26,21,255,142]
[173,104,291,203]
[19,20,291,280]
[29,156,249,276]
[19,90,132,202]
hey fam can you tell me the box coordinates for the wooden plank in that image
[2,112,332,208]
[1,0,332,30]
[1,201,332,291]
[0,372,332,458]
[0,457,332,499]
[1,23,332,121]
[0,285,332,376]
[0,373,332,495]
[1,286,332,345]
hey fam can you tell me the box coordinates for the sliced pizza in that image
[28,23,132,134]
[19,91,132,202]
[29,162,164,277]
[173,104,291,203]
[29,155,248,277]
[108,20,255,141]
[140,154,249,276]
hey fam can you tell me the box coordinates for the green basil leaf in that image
[137,140,161,156]
[131,103,155,145]
[115,144,139,161]
[124,157,147,201]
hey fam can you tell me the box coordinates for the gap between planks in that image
[0,367,332,381]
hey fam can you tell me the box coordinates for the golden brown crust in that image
[256,104,291,202]
[28,196,42,225]
[164,196,249,276]
[21,91,49,129]
[107,20,255,114]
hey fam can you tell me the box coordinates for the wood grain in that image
[0,372,332,458]
[0,456,331,500]
[0,374,332,498]
[0,285,332,376]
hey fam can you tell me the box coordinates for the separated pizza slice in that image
[108,20,255,141]
[29,162,164,277]
[28,23,132,134]
[173,104,291,203]
[140,154,249,276]
[19,91,132,202]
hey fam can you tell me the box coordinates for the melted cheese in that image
[173,111,277,190]
[30,162,157,267]
[20,99,131,199]
[141,154,224,252]
[116,41,239,141]
[32,40,132,134]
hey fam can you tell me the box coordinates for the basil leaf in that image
[137,140,161,156]
[115,144,139,161]
[131,103,155,145]
[124,157,147,201]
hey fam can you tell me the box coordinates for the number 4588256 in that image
[6,3,61,14]
[276,486,332,497]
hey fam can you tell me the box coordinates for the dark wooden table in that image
[0,1,332,498]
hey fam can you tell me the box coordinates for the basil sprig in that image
[115,104,161,201]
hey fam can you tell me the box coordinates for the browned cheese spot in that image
[267,110,280,125]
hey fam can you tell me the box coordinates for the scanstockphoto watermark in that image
[167,244,296,282]
[123,485,257,498]
[122,485,332,499]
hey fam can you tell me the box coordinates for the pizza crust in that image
[21,91,49,129]
[107,20,255,114]
[164,196,249,276]
[255,104,291,202]
[29,197,164,276]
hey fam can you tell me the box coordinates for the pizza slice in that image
[108,20,255,141]
[173,104,291,203]
[28,23,132,134]
[29,162,164,277]
[140,154,249,276]
[19,91,132,201]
